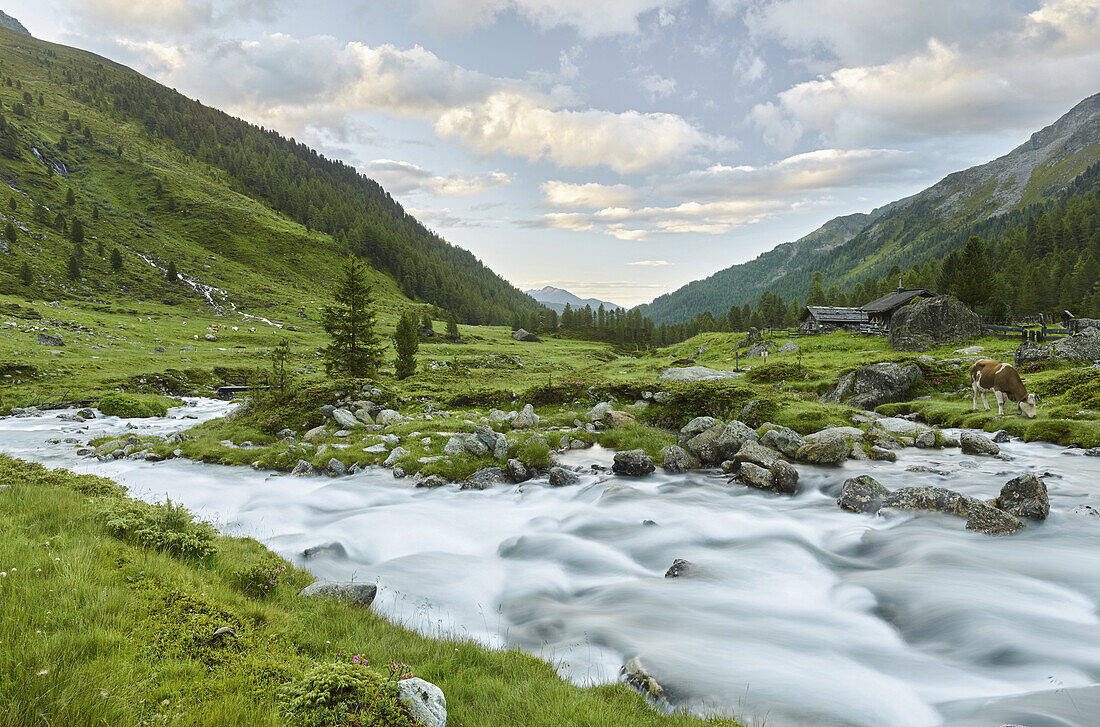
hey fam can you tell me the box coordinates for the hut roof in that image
[800,306,868,324]
[860,289,933,314]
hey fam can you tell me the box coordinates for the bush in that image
[641,381,758,429]
[513,433,550,468]
[100,497,217,559]
[232,383,332,435]
[745,361,812,384]
[97,392,174,418]
[233,560,289,598]
[279,661,414,727]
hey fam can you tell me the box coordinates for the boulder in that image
[997,474,1049,521]
[679,416,720,441]
[735,327,762,348]
[734,441,784,469]
[759,426,805,458]
[991,429,1011,443]
[504,459,530,483]
[396,678,447,727]
[1071,504,1100,519]
[512,328,541,342]
[960,431,999,456]
[684,425,727,466]
[586,402,613,421]
[330,408,359,429]
[870,446,897,462]
[882,486,972,517]
[613,449,656,477]
[605,410,637,428]
[620,657,667,702]
[738,462,775,490]
[36,332,64,346]
[353,409,375,425]
[966,502,1025,535]
[770,460,799,494]
[298,581,377,608]
[383,447,408,468]
[326,458,348,477]
[664,559,695,578]
[872,416,931,438]
[657,366,742,382]
[377,409,405,426]
[795,429,851,464]
[822,362,923,410]
[290,459,315,476]
[660,445,700,473]
[303,542,347,559]
[512,404,539,429]
[914,430,937,449]
[303,425,328,442]
[474,425,510,461]
[838,475,891,513]
[745,341,776,358]
[888,295,981,352]
[1015,333,1100,365]
[549,467,580,487]
[416,475,449,488]
[77,408,96,419]
[778,341,799,354]
[461,467,508,491]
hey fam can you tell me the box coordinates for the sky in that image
[6,0,1100,306]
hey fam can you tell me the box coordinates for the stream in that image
[2,398,1100,727]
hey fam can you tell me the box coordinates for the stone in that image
[997,474,1049,520]
[461,467,508,490]
[383,447,408,468]
[489,409,508,424]
[204,333,217,342]
[549,467,580,486]
[153,346,166,354]
[416,475,448,488]
[660,445,700,473]
[1015,332,1100,365]
[838,475,891,513]
[377,409,405,426]
[960,431,999,456]
[888,295,981,352]
[474,425,510,460]
[586,402,613,421]
[613,449,655,476]
[735,327,762,348]
[745,340,776,358]
[303,542,347,559]
[606,410,637,428]
[759,426,805,458]
[504,458,529,483]
[326,458,347,477]
[822,363,923,410]
[679,416,720,441]
[512,328,541,342]
[738,462,776,490]
[1071,505,1100,519]
[353,409,375,425]
[914,430,937,448]
[396,678,447,727]
[966,502,1025,535]
[882,486,973,517]
[319,404,336,418]
[991,429,1011,443]
[664,558,694,578]
[620,657,667,702]
[873,416,931,438]
[657,366,743,382]
[778,341,799,354]
[734,441,784,469]
[298,581,377,608]
[330,408,359,429]
[512,404,539,429]
[290,459,315,476]
[795,429,851,464]
[303,425,328,442]
[870,446,897,462]
[36,332,63,346]
[770,460,799,494]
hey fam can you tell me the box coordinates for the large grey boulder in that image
[778,341,800,354]
[512,328,541,342]
[660,445,700,473]
[658,366,743,382]
[298,581,377,608]
[474,425,510,461]
[838,475,891,513]
[548,467,580,487]
[795,429,851,464]
[733,441,783,469]
[291,459,316,476]
[586,402,613,421]
[735,327,762,348]
[960,431,999,456]
[759,426,805,458]
[36,332,64,346]
[684,422,758,466]
[888,295,981,352]
[504,458,530,483]
[512,404,539,429]
[770,460,799,494]
[383,447,408,468]
[1015,333,1100,365]
[330,408,359,429]
[396,678,447,727]
[738,462,775,490]
[613,449,656,477]
[460,467,508,490]
[822,362,923,410]
[872,416,931,438]
[966,502,1025,535]
[997,474,1049,520]
[679,416,720,441]
[444,433,489,458]
[745,341,776,358]
[883,486,973,516]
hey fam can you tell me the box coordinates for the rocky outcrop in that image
[745,341,776,358]
[838,475,891,513]
[795,429,851,464]
[822,362,923,410]
[613,450,656,477]
[1015,332,1100,365]
[396,678,447,727]
[735,327,762,348]
[512,404,539,429]
[660,445,700,473]
[298,581,377,608]
[657,366,743,382]
[36,332,63,347]
[684,421,758,466]
[996,474,1049,520]
[664,558,695,578]
[778,341,800,354]
[888,295,981,352]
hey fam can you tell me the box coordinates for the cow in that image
[969,359,1039,418]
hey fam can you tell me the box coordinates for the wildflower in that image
[1,572,6,577]
[36,568,41,573]
[37,669,48,676]
[162,699,170,707]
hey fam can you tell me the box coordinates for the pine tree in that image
[166,260,178,281]
[4,221,15,244]
[419,310,433,333]
[110,248,123,271]
[20,261,31,286]
[394,310,419,380]
[320,257,383,378]
[806,271,827,305]
[69,217,83,245]
[445,312,460,341]
[91,204,99,221]
[65,188,75,206]
[67,252,80,279]
[270,338,293,396]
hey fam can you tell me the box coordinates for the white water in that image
[3,400,1100,727]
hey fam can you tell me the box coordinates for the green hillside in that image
[641,93,1100,324]
[0,28,540,325]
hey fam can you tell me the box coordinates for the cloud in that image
[640,73,677,100]
[541,181,643,208]
[75,0,283,32]
[363,159,512,197]
[406,207,481,229]
[749,0,1100,147]
[627,259,672,266]
[409,0,686,37]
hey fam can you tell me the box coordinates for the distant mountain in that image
[524,286,623,313]
[640,93,1100,324]
[0,11,29,36]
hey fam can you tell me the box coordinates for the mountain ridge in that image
[523,285,623,313]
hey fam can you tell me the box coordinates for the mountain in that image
[0,11,29,36]
[0,28,540,325]
[640,93,1100,324]
[523,286,623,313]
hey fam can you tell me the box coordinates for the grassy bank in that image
[0,455,741,727]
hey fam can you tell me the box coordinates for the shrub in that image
[232,383,333,435]
[642,381,758,429]
[513,433,550,468]
[745,361,812,384]
[233,560,289,598]
[100,497,217,560]
[279,661,414,727]
[97,392,174,418]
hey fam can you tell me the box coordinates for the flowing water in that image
[3,399,1100,727]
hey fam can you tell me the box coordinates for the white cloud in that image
[362,159,512,197]
[409,0,685,37]
[627,259,672,266]
[541,181,643,208]
[640,73,677,100]
[76,0,283,31]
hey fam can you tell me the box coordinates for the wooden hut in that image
[860,287,933,330]
[799,306,868,333]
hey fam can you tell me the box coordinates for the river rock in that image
[822,363,923,410]
[298,581,377,608]
[738,462,775,490]
[914,430,937,448]
[684,425,727,466]
[657,366,742,382]
[873,416,931,438]
[504,458,530,483]
[36,332,63,346]
[966,502,1025,535]
[660,445,700,473]
[326,458,347,477]
[679,416,720,441]
[838,475,891,513]
[613,449,655,477]
[353,409,375,425]
[960,431,999,456]
[416,475,449,488]
[734,441,784,469]
[461,466,508,490]
[888,295,981,351]
[759,426,805,458]
[396,678,447,727]
[770,460,799,494]
[1071,504,1100,519]
[77,408,95,419]
[620,656,667,702]
[303,425,328,442]
[870,446,897,462]
[291,459,315,476]
[377,409,405,426]
[474,425,510,461]
[444,433,489,457]
[512,328,541,342]
[997,474,1049,520]
[512,404,539,429]
[795,429,851,464]
[883,486,972,517]
[549,467,580,487]
[606,410,636,428]
[383,446,408,468]
[587,402,613,421]
[990,429,1011,443]
[303,542,347,559]
[330,408,358,429]
[664,558,695,578]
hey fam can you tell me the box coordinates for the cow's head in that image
[1019,393,1039,419]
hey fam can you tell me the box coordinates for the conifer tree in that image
[20,261,31,286]
[394,310,419,380]
[270,338,293,396]
[67,252,80,279]
[320,257,383,378]
[4,221,15,244]
[419,310,433,333]
[445,312,459,341]
[166,260,177,281]
[110,248,123,271]
[65,187,74,206]
[69,217,83,245]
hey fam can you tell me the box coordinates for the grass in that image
[0,454,743,727]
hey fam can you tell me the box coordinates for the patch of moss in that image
[97,392,177,418]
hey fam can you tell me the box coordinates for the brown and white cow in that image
[970,359,1039,418]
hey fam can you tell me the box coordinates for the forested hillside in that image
[0,28,540,324]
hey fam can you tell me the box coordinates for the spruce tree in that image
[110,248,123,271]
[166,260,177,281]
[270,338,293,396]
[320,257,383,378]
[394,310,419,380]
[65,187,74,206]
[20,261,31,286]
[419,310,432,332]
[69,217,83,245]
[4,221,15,244]
[445,312,459,341]
[67,252,80,279]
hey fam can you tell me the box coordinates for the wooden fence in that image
[979,324,1070,342]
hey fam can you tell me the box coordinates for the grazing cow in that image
[970,359,1039,418]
